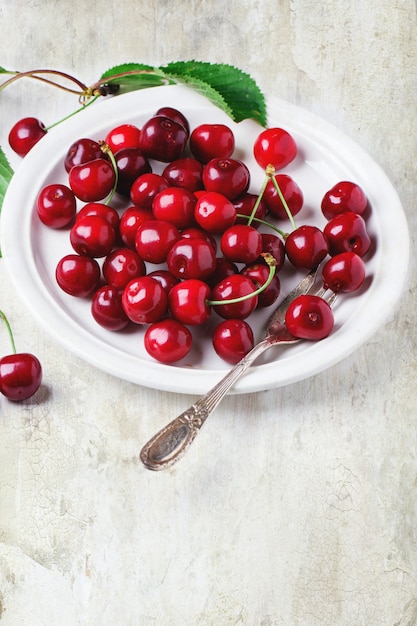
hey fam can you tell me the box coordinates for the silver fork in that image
[140,268,333,471]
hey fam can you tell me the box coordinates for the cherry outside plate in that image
[0,85,409,394]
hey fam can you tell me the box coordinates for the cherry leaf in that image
[99,63,174,92]
[0,146,13,213]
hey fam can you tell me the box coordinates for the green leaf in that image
[99,63,173,93]
[160,61,267,126]
[0,146,13,214]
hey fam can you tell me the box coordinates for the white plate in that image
[0,85,409,394]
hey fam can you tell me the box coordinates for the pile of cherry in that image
[35,105,371,366]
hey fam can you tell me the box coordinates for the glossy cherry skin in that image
[64,138,104,172]
[122,276,168,324]
[76,202,120,230]
[144,318,192,364]
[253,127,297,171]
[135,219,180,264]
[233,192,268,226]
[0,353,42,401]
[102,248,146,289]
[323,212,371,257]
[167,238,216,280]
[179,227,217,253]
[91,285,130,331]
[220,224,262,264]
[8,117,47,156]
[147,269,180,294]
[206,257,239,289]
[105,123,141,152]
[194,191,236,234]
[55,254,101,297]
[130,173,169,209]
[168,279,211,326]
[285,225,329,269]
[155,107,190,133]
[285,294,334,340]
[162,157,203,192]
[263,174,304,220]
[259,233,286,271]
[321,251,366,293]
[140,115,188,162]
[212,319,254,364]
[70,214,116,258]
[321,181,368,220]
[152,187,196,229]
[240,262,281,308]
[119,207,154,249]
[37,183,77,228]
[211,274,258,320]
[114,147,151,197]
[202,158,250,200]
[190,123,235,163]
[69,158,116,202]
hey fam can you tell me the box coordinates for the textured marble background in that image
[0,1,416,624]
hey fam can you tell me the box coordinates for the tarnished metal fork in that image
[140,268,334,471]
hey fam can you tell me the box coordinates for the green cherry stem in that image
[45,94,100,131]
[266,164,297,231]
[0,310,17,354]
[208,253,277,307]
[236,213,287,239]
[246,173,270,227]
[99,143,119,205]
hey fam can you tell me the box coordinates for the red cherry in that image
[263,174,304,220]
[70,214,116,258]
[105,123,141,152]
[321,251,366,293]
[240,262,281,308]
[69,158,116,202]
[114,147,151,197]
[162,157,203,192]
[0,353,42,401]
[179,227,217,253]
[91,285,130,331]
[76,202,120,230]
[37,183,77,228]
[102,248,146,289]
[233,192,268,226]
[130,173,169,209]
[167,238,216,280]
[259,233,286,271]
[135,219,180,264]
[220,224,262,264]
[194,191,236,234]
[119,206,154,249]
[202,158,250,200]
[321,181,368,220]
[122,276,168,324]
[64,138,104,173]
[55,254,101,297]
[253,127,297,171]
[190,123,235,163]
[155,107,190,133]
[140,115,188,162]
[206,257,239,288]
[147,269,179,294]
[323,212,371,257]
[152,187,196,229]
[210,274,258,320]
[285,294,334,340]
[168,279,211,326]
[285,225,329,269]
[144,319,192,364]
[212,319,254,364]
[8,117,47,156]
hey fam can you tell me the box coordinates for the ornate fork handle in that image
[139,333,294,471]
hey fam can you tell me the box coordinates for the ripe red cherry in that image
[147,269,179,294]
[220,224,262,264]
[321,181,368,220]
[64,138,104,172]
[55,254,101,297]
[211,274,258,320]
[162,157,203,192]
[69,157,116,202]
[152,187,196,229]
[206,257,239,288]
[321,251,366,293]
[135,219,180,264]
[259,233,286,271]
[119,206,153,249]
[130,173,169,209]
[179,227,217,253]
[263,174,304,220]
[202,158,250,200]
[167,238,216,280]
[144,319,192,364]
[168,279,211,326]
[323,212,371,257]
[253,127,297,171]
[285,294,334,340]
[70,214,116,258]
[233,192,268,226]
[0,353,42,401]
[212,318,254,364]
[37,183,77,228]
[76,202,120,230]
[190,123,235,163]
[122,276,168,324]
[8,117,47,156]
[114,147,151,196]
[240,262,281,308]
[102,247,146,288]
[91,285,130,331]
[285,225,329,269]
[194,191,236,233]
[155,107,190,133]
[105,123,141,152]
[140,115,188,162]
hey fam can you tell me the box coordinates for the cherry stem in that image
[247,174,269,227]
[236,213,287,239]
[0,310,17,354]
[208,253,277,307]
[87,68,173,93]
[0,68,88,95]
[99,143,119,205]
[266,164,297,231]
[45,94,100,131]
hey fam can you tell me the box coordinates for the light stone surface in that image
[0,1,416,624]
